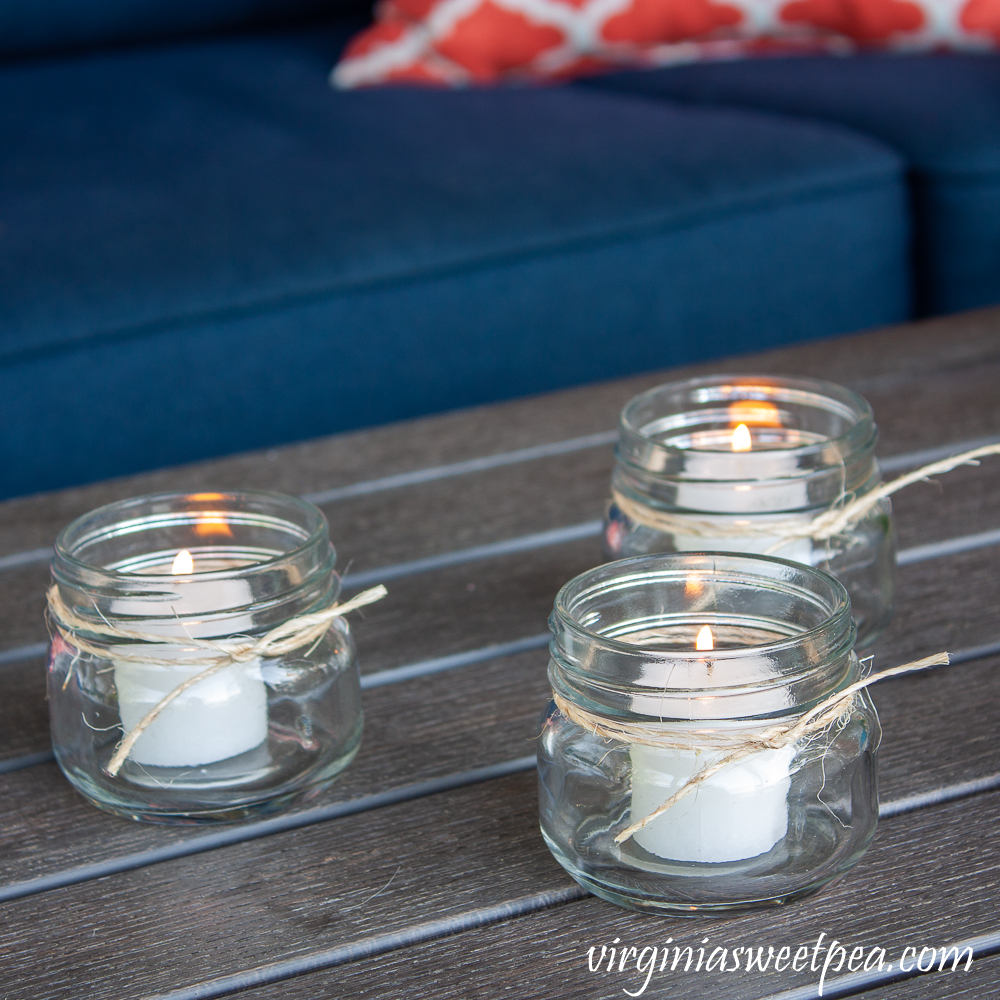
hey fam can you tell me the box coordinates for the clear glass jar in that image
[538,552,880,915]
[47,491,363,824]
[604,376,896,647]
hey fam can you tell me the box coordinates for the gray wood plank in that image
[1,518,998,880]
[889,459,1000,552]
[857,952,996,999]
[0,516,999,879]
[2,420,1000,767]
[222,788,1000,1000]
[0,652,47,763]
[2,775,994,1000]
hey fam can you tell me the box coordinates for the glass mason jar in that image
[538,553,880,915]
[604,376,896,647]
[47,490,363,824]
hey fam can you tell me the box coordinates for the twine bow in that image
[47,583,388,776]
[613,442,1000,554]
[552,652,949,846]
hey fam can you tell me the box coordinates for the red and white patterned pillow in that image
[331,0,1000,87]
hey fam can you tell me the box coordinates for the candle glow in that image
[727,399,783,428]
[696,625,714,651]
[194,515,234,537]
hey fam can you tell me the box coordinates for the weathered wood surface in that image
[0,764,998,1000]
[226,789,1000,1000]
[1,408,999,769]
[864,955,998,999]
[0,306,998,1000]
[0,652,996,1000]
[0,521,998,888]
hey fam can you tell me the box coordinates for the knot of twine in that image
[552,651,949,846]
[47,583,388,776]
[613,442,1000,554]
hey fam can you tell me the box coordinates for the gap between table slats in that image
[131,782,1000,1000]
[1,531,999,779]
[2,511,1000,678]
[0,432,995,576]
[140,886,590,1000]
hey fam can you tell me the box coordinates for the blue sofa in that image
[586,53,1000,318]
[1,5,997,500]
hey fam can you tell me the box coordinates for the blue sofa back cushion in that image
[0,0,344,59]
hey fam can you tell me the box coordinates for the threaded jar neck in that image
[615,375,879,515]
[549,553,857,722]
[52,490,338,639]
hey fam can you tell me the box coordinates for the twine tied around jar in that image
[551,651,949,846]
[612,442,1000,554]
[46,583,388,776]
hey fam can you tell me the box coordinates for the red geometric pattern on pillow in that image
[436,1,566,76]
[601,0,743,44]
[780,0,924,42]
[962,0,1000,38]
[331,0,1000,88]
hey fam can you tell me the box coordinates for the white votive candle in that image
[669,421,818,565]
[630,738,795,863]
[628,625,794,864]
[112,648,267,767]
[111,549,268,768]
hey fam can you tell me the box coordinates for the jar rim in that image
[619,374,874,474]
[53,489,332,582]
[551,552,854,691]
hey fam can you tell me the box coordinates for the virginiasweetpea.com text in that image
[586,931,974,996]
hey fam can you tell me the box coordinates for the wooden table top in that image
[3,307,1000,1000]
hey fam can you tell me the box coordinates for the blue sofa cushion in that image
[0,25,909,498]
[0,0,339,59]
[585,53,1000,316]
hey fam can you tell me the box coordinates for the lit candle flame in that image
[731,423,752,452]
[696,625,714,651]
[171,549,194,575]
